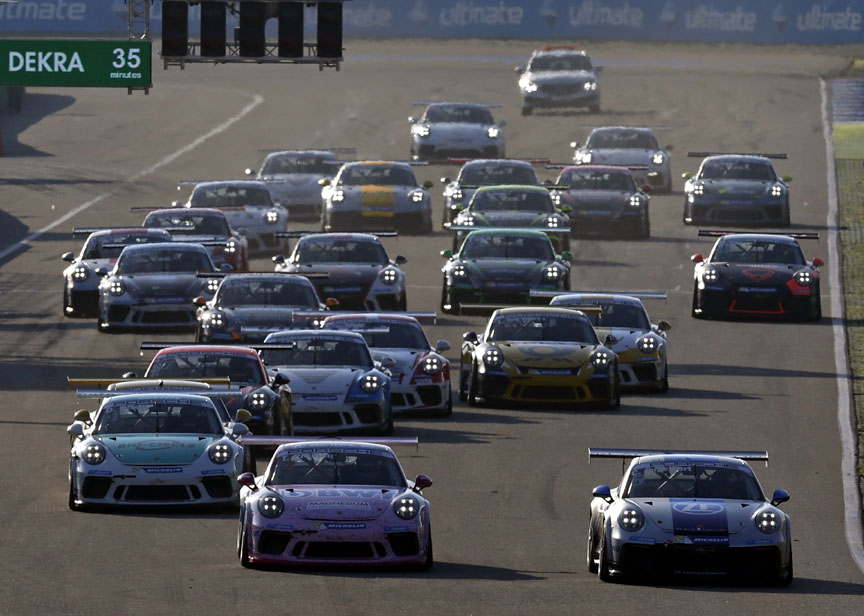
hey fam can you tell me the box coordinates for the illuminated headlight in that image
[692,183,705,195]
[83,443,106,465]
[521,80,538,93]
[551,192,561,206]
[618,507,645,531]
[412,124,430,137]
[483,347,503,367]
[651,152,665,165]
[591,350,611,368]
[206,278,221,293]
[794,270,812,286]
[72,266,89,282]
[208,443,232,464]
[394,496,419,520]
[258,493,285,518]
[248,391,267,409]
[543,266,564,281]
[450,187,463,201]
[452,265,468,279]
[109,280,125,296]
[410,190,425,203]
[637,336,658,354]
[629,195,642,207]
[208,311,226,329]
[487,126,500,139]
[756,511,779,534]
[264,209,280,224]
[380,268,398,285]
[361,374,381,393]
[224,240,237,254]
[576,151,592,164]
[703,268,719,282]
[462,216,475,226]
[771,184,784,197]
[422,356,442,375]
[546,216,561,228]
[583,81,597,91]
[331,189,345,202]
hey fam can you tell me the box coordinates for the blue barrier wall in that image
[1,0,863,44]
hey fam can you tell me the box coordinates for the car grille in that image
[513,385,579,400]
[387,532,420,556]
[82,476,112,499]
[620,544,781,577]
[540,83,583,95]
[121,485,195,501]
[202,476,233,499]
[354,404,382,424]
[631,364,658,382]
[259,530,293,555]
[417,386,442,406]
[139,311,195,324]
[293,541,386,559]
[294,412,346,427]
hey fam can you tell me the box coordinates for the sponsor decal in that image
[201,469,225,475]
[746,538,773,545]
[670,499,728,539]
[117,440,195,450]
[384,525,410,532]
[314,522,367,530]
[266,524,294,531]
[629,536,656,544]
[87,469,112,476]
[302,394,338,401]
[142,467,182,474]
[739,286,776,293]
[742,269,775,281]
[307,500,370,511]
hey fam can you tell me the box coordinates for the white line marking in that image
[0,94,264,263]
[821,76,864,574]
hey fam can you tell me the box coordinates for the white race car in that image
[516,46,600,116]
[409,101,506,162]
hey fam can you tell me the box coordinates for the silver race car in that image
[571,127,672,193]
[409,102,506,162]
[516,46,600,116]
[587,449,793,585]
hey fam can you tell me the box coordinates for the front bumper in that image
[101,300,199,329]
[390,380,450,414]
[684,197,788,225]
[696,285,817,319]
[522,88,599,109]
[290,396,390,434]
[476,367,614,406]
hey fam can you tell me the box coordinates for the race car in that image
[440,229,571,315]
[67,390,250,510]
[61,227,172,318]
[515,46,600,116]
[549,165,650,238]
[136,343,292,437]
[260,330,394,435]
[447,185,572,251]
[194,272,334,343]
[320,161,433,234]
[587,448,792,584]
[536,291,670,392]
[409,101,506,162]
[236,438,432,569]
[682,153,791,226]
[245,148,354,222]
[176,179,290,255]
[690,230,823,320]
[96,242,223,333]
[571,127,671,192]
[273,232,408,311]
[440,158,545,225]
[460,306,620,409]
[141,207,249,271]
[321,313,452,416]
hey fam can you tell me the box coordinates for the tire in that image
[440,282,452,315]
[238,515,254,568]
[458,365,469,402]
[658,372,670,393]
[420,527,434,570]
[271,403,282,436]
[782,202,791,227]
[639,216,650,239]
[397,292,408,312]
[195,327,205,343]
[777,550,793,586]
[601,370,621,410]
[62,287,77,318]
[441,383,453,417]
[68,476,81,511]
[381,400,394,435]
[691,282,702,319]
[241,447,257,475]
[597,528,613,581]
[521,105,532,116]
[588,104,601,114]
[587,518,599,574]
[422,212,433,235]
[467,365,481,407]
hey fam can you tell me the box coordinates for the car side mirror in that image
[642,185,652,193]
[691,253,704,263]
[812,257,824,267]
[592,484,613,503]
[463,331,479,344]
[569,141,578,148]
[682,171,692,179]
[560,204,572,213]
[656,320,672,332]
[244,168,254,176]
[436,339,451,352]
[423,180,434,189]
[95,266,109,277]
[325,297,340,308]
[605,334,619,346]
[235,409,253,423]
[238,472,257,490]
[413,474,433,491]
[560,251,573,262]
[394,255,407,265]
[379,356,397,369]
[62,252,75,262]
[122,371,137,378]
[441,249,453,259]
[408,116,415,123]
[67,423,85,439]
[171,200,182,207]
[771,489,790,506]
[73,409,92,424]
[514,65,524,74]
[271,373,290,387]
[219,263,233,272]
[440,176,451,184]
[193,296,208,307]
[272,254,286,265]
[782,175,792,183]
[318,178,331,187]
[232,423,250,436]
[664,144,674,151]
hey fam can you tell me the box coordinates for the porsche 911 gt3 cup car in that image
[549,165,650,238]
[273,232,408,311]
[236,438,432,568]
[460,307,620,409]
[321,313,452,416]
[137,343,292,436]
[260,330,394,435]
[320,161,433,234]
[441,229,571,315]
[682,153,791,226]
[142,207,249,271]
[96,242,223,332]
[536,291,670,392]
[587,448,792,584]
[67,391,250,509]
[571,127,671,192]
[245,148,355,222]
[62,227,172,318]
[691,230,823,320]
[177,180,290,255]
[440,158,545,225]
[447,185,571,251]
[194,273,333,343]
[409,102,506,162]
[516,46,600,116]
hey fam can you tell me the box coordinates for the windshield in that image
[189,185,273,207]
[145,212,231,237]
[587,131,658,150]
[460,165,538,186]
[552,300,650,329]
[529,54,592,72]
[116,248,212,274]
[81,233,167,260]
[713,239,804,265]
[94,399,222,435]
[487,313,598,343]
[267,450,405,486]
[324,321,428,350]
[700,160,776,181]
[424,105,493,124]
[216,279,319,308]
[262,154,336,175]
[470,190,553,213]
[460,234,555,260]
[147,352,265,387]
[561,170,636,192]
[261,336,373,368]
[624,463,764,500]
[295,238,388,264]
[340,165,417,187]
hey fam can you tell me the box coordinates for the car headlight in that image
[583,81,597,91]
[109,280,125,296]
[546,216,561,228]
[591,350,611,368]
[248,391,268,409]
[394,495,419,520]
[483,347,503,367]
[207,310,226,329]
[450,187,463,201]
[576,151,592,164]
[692,183,705,195]
[412,124,430,137]
[83,443,106,465]
[205,278,221,293]
[380,268,399,285]
[410,190,425,203]
[755,510,780,534]
[361,374,382,393]
[618,507,645,531]
[487,126,501,139]
[543,265,564,281]
[72,266,89,282]
[452,264,468,279]
[637,335,658,354]
[794,270,812,286]
[264,209,280,224]
[331,189,345,203]
[208,443,232,464]
[629,195,642,207]
[258,493,285,518]
[422,356,442,375]
[651,152,665,165]
[521,80,538,93]
[770,183,785,197]
[224,240,237,254]
[703,267,719,283]
[462,215,475,226]
[551,192,561,206]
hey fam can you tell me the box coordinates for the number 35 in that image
[112,48,142,69]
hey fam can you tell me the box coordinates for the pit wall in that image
[2,0,864,44]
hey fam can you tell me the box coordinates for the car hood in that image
[264,175,329,200]
[628,498,763,536]
[696,179,773,196]
[495,341,595,367]
[465,211,550,227]
[98,434,213,464]
[563,190,631,212]
[118,273,203,297]
[370,348,423,381]
[710,262,798,285]
[270,486,406,521]
[584,149,655,165]
[594,327,650,352]
[274,367,360,394]
[224,306,312,326]
[428,122,492,137]
[528,70,594,84]
[289,264,382,285]
[462,259,549,281]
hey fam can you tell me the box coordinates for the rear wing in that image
[139,342,297,353]
[545,164,648,172]
[72,227,156,236]
[318,311,438,325]
[237,435,419,451]
[588,448,769,467]
[457,304,601,316]
[276,231,397,238]
[443,224,570,235]
[531,290,667,301]
[67,377,232,389]
[67,377,245,399]
[257,147,356,155]
[445,157,550,165]
[195,271,329,279]
[412,100,502,108]
[698,230,818,240]
[687,152,787,159]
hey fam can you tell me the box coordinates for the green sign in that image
[0,40,152,88]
